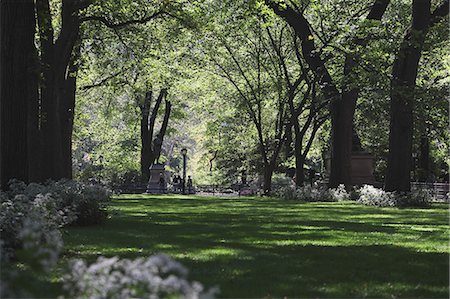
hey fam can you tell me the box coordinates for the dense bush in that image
[62,255,217,299]
[1,180,110,261]
[275,182,430,207]
[274,184,349,202]
[357,185,395,207]
[0,192,67,260]
[357,185,431,207]
[6,179,111,226]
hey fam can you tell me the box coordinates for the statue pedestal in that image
[351,152,375,185]
[146,164,167,194]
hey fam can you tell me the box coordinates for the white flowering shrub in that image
[0,192,67,259]
[62,254,217,299]
[357,185,430,207]
[296,185,331,201]
[357,185,395,207]
[329,184,350,201]
[0,203,64,298]
[274,184,335,202]
[7,179,111,226]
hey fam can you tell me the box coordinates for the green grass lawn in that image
[63,195,449,298]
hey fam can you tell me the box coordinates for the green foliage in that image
[71,0,448,185]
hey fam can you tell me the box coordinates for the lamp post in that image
[181,148,187,194]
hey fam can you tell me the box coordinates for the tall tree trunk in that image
[149,99,172,165]
[140,92,152,182]
[0,0,36,189]
[385,0,431,192]
[37,0,80,181]
[27,46,41,183]
[295,152,306,187]
[139,89,169,183]
[330,0,390,188]
[262,163,274,195]
[60,62,78,179]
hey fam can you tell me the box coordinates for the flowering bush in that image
[1,180,110,263]
[6,179,111,226]
[62,254,217,299]
[273,186,298,200]
[0,192,67,260]
[357,185,395,207]
[329,184,350,201]
[296,185,331,201]
[0,202,64,298]
[357,185,431,207]
[274,184,341,202]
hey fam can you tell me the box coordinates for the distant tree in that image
[265,0,390,188]
[139,88,172,182]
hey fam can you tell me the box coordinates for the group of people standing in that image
[171,174,194,194]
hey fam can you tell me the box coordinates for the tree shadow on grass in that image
[64,197,449,298]
[182,244,449,298]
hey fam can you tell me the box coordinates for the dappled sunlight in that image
[63,195,450,298]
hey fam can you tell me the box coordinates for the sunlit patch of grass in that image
[62,195,449,298]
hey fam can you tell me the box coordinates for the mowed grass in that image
[63,195,449,298]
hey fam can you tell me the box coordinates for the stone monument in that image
[350,152,376,185]
[323,128,376,185]
[146,164,167,194]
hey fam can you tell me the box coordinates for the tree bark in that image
[60,59,78,179]
[140,91,152,182]
[36,0,81,181]
[149,99,172,165]
[331,0,390,188]
[139,89,170,182]
[262,164,274,195]
[0,0,36,189]
[385,0,432,192]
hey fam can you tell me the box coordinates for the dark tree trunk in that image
[0,0,36,189]
[330,0,390,188]
[139,89,170,183]
[149,99,172,165]
[262,164,274,195]
[284,122,296,178]
[140,91,152,182]
[60,62,77,179]
[27,46,41,183]
[37,0,80,181]
[295,153,306,187]
[329,95,354,188]
[385,0,431,192]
